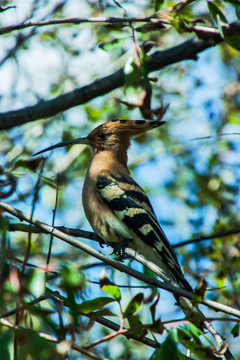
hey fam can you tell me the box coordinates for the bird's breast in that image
[82,175,132,244]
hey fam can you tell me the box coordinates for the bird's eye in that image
[98,132,105,140]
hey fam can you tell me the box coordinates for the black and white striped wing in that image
[96,173,189,288]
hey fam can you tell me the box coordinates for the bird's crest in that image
[93,117,166,138]
[95,105,167,137]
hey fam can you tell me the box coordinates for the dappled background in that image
[0,0,240,359]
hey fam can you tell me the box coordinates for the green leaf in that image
[150,293,160,322]
[224,0,240,6]
[236,5,240,20]
[207,2,240,50]
[223,33,240,51]
[231,323,239,338]
[93,308,117,317]
[19,331,62,360]
[136,22,165,33]
[27,269,45,297]
[127,314,147,337]
[187,323,215,347]
[77,296,115,314]
[155,0,164,12]
[124,293,143,317]
[124,56,143,105]
[186,322,203,343]
[60,264,83,288]
[99,37,127,51]
[178,326,218,360]
[39,174,59,189]
[150,329,182,360]
[13,158,43,172]
[99,271,121,301]
[169,16,189,33]
[0,331,12,360]
[207,2,228,28]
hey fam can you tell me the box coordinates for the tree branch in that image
[174,228,240,248]
[0,318,110,360]
[1,22,239,131]
[0,15,160,36]
[1,200,240,319]
[7,222,240,248]
[0,287,161,351]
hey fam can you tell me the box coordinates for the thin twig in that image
[0,318,109,360]
[21,159,45,274]
[0,295,47,319]
[0,15,161,36]
[1,200,240,319]
[191,133,240,141]
[7,222,240,248]
[1,21,240,130]
[8,222,99,241]
[45,175,59,276]
[1,286,161,350]
[84,328,128,350]
[173,228,240,248]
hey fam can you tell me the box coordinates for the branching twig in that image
[191,133,240,141]
[45,176,59,274]
[1,200,240,319]
[7,221,240,250]
[21,159,45,274]
[173,228,240,248]
[0,318,110,360]
[0,6,16,13]
[0,15,160,36]
[1,21,239,131]
[0,287,161,350]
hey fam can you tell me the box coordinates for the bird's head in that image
[33,117,166,157]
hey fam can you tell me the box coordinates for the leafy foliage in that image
[0,0,240,359]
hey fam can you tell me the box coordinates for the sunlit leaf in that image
[60,264,83,288]
[99,270,121,301]
[124,56,145,106]
[28,269,45,297]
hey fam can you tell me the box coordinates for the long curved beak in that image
[33,137,90,156]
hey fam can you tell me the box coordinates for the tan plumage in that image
[34,116,191,291]
[34,116,234,359]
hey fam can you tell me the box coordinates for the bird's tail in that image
[171,278,234,360]
[135,252,234,360]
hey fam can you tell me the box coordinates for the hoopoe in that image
[34,118,233,359]
[34,117,192,292]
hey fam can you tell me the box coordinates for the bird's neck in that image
[89,149,128,176]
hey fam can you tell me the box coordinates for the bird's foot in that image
[111,240,130,258]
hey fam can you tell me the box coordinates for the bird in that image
[34,117,192,291]
[34,117,233,360]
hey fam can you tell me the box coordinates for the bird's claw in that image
[111,240,129,258]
